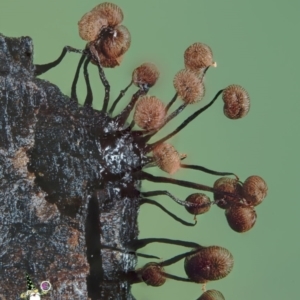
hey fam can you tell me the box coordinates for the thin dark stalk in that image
[127,238,200,251]
[128,120,135,130]
[136,253,160,259]
[139,172,237,198]
[89,44,110,113]
[142,190,212,210]
[35,46,83,76]
[140,198,196,226]
[146,89,224,152]
[162,273,193,282]
[165,93,178,113]
[98,65,110,112]
[181,164,238,179]
[101,245,159,259]
[139,171,215,193]
[109,81,133,114]
[141,190,188,207]
[160,248,203,267]
[203,66,210,76]
[161,103,187,130]
[114,89,146,127]
[83,57,93,107]
[71,54,86,101]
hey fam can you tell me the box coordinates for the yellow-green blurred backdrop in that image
[1,1,299,299]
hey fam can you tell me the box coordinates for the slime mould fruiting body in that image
[0,2,267,300]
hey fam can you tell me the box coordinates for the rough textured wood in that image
[0,33,140,300]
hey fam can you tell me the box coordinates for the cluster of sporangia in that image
[78,1,130,67]
[75,3,269,299]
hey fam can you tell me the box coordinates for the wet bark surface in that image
[0,34,140,300]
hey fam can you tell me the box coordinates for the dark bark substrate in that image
[0,33,140,300]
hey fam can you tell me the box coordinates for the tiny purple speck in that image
[41,281,50,290]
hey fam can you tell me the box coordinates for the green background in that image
[1,0,298,299]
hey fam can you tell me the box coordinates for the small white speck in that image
[29,294,41,300]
